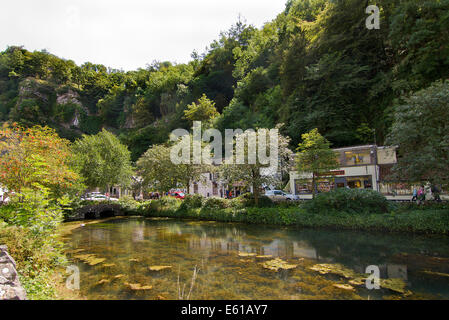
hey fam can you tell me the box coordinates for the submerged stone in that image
[308,263,358,279]
[125,282,152,290]
[97,279,110,285]
[380,278,410,295]
[103,263,116,268]
[149,266,172,271]
[238,252,258,257]
[332,283,355,291]
[73,254,106,266]
[262,258,297,271]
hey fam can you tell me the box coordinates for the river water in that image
[61,217,449,300]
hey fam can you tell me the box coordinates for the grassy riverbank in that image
[113,192,449,235]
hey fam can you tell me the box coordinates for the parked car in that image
[170,192,185,199]
[265,190,299,201]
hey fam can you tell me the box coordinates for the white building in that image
[190,172,226,198]
[0,185,8,203]
[289,145,420,200]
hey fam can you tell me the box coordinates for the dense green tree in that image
[295,128,339,198]
[183,94,219,123]
[220,125,292,206]
[386,80,449,187]
[71,129,133,189]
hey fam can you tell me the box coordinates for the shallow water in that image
[62,217,449,300]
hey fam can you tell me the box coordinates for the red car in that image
[170,192,185,199]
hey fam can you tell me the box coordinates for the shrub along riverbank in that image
[108,189,449,235]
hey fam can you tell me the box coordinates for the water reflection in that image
[63,218,449,300]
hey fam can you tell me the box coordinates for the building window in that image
[346,176,373,189]
[295,180,313,194]
[294,179,334,194]
[344,150,372,165]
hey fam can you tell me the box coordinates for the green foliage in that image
[0,188,66,235]
[201,197,229,210]
[302,188,390,215]
[386,80,449,187]
[179,194,205,210]
[0,0,448,166]
[183,94,219,123]
[110,196,449,234]
[0,187,68,299]
[236,192,274,208]
[71,129,133,188]
[0,221,64,299]
[295,128,339,197]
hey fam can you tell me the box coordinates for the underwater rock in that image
[88,258,106,266]
[348,278,366,286]
[125,282,152,290]
[103,263,116,268]
[380,278,410,295]
[262,258,297,272]
[238,252,258,257]
[73,254,106,266]
[308,263,358,279]
[332,283,355,291]
[149,266,172,271]
[97,279,110,285]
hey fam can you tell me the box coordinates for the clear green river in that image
[61,217,449,300]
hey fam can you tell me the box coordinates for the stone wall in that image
[0,245,27,300]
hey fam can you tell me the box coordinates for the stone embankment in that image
[0,245,27,300]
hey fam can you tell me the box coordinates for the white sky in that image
[0,0,286,71]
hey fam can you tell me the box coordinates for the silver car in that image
[265,190,299,201]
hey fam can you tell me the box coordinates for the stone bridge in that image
[69,203,123,220]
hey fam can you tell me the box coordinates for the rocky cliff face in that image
[0,245,27,300]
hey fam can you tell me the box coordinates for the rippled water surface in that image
[61,217,449,300]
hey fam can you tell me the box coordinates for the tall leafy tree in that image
[136,143,203,193]
[295,128,339,198]
[386,80,449,187]
[220,125,292,206]
[183,94,219,123]
[0,123,82,197]
[71,129,133,189]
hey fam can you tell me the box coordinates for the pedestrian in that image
[411,187,418,202]
[418,185,425,204]
[431,185,442,202]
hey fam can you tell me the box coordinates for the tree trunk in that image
[312,172,316,199]
[253,181,259,207]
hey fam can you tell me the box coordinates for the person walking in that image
[431,185,442,202]
[412,187,418,202]
[417,185,426,204]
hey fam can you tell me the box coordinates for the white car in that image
[83,194,118,202]
[265,190,299,201]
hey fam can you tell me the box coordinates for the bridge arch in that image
[70,203,123,220]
